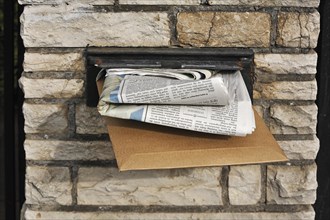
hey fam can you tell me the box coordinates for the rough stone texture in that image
[254,80,317,100]
[277,12,320,48]
[20,0,321,217]
[253,90,262,100]
[25,140,114,161]
[278,137,319,160]
[270,104,317,135]
[177,12,271,47]
[254,52,317,74]
[23,103,68,133]
[208,0,319,7]
[177,12,213,47]
[19,0,114,5]
[75,104,108,134]
[78,167,222,205]
[120,0,200,4]
[267,164,317,204]
[228,165,261,205]
[25,166,72,205]
[21,6,170,47]
[24,52,84,72]
[253,105,264,118]
[19,77,84,98]
[25,208,315,220]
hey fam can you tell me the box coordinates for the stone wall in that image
[19,0,320,219]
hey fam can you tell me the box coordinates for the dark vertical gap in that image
[68,103,76,138]
[259,165,267,204]
[0,0,4,219]
[220,166,230,206]
[315,0,330,219]
[70,166,79,205]
[17,3,26,217]
[168,7,180,46]
[2,1,25,219]
[86,65,100,107]
[269,8,279,49]
[4,0,16,219]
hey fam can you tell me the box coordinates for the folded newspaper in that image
[97,69,255,136]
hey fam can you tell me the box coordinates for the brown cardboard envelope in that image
[104,112,288,171]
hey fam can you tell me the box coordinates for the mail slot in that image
[84,47,287,171]
[85,47,254,107]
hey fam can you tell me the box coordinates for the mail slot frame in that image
[85,47,254,107]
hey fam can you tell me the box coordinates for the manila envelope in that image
[105,113,288,171]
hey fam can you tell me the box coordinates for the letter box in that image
[85,48,287,171]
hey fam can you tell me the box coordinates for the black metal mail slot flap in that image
[85,47,254,107]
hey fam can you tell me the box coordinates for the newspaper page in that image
[98,70,255,136]
[101,74,229,106]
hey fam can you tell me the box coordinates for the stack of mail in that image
[97,69,255,136]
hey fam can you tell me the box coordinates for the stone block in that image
[19,77,84,98]
[119,0,200,4]
[255,52,317,74]
[267,164,317,204]
[270,104,317,134]
[25,208,315,220]
[21,6,170,47]
[177,12,271,47]
[253,105,265,118]
[278,136,319,160]
[253,90,262,100]
[75,104,108,134]
[277,12,320,48]
[25,166,72,205]
[25,140,114,161]
[77,167,222,205]
[23,103,68,134]
[24,52,84,72]
[208,0,319,7]
[255,80,317,100]
[228,165,262,205]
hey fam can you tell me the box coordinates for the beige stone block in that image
[78,167,222,205]
[277,12,320,48]
[25,208,315,220]
[119,0,200,4]
[267,164,317,204]
[177,12,214,47]
[228,165,261,205]
[253,105,264,118]
[19,77,84,98]
[208,0,319,7]
[270,104,317,134]
[75,104,108,134]
[253,90,262,100]
[24,52,84,72]
[255,52,317,74]
[25,166,72,205]
[255,80,317,100]
[23,103,68,133]
[278,137,319,160]
[177,12,271,47]
[21,6,170,47]
[25,140,114,161]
